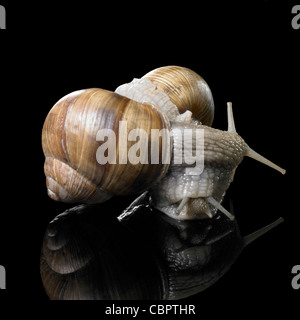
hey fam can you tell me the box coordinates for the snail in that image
[41,66,285,221]
[40,192,284,300]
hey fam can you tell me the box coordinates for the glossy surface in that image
[40,193,244,300]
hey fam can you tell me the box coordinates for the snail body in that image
[40,192,283,300]
[42,66,285,221]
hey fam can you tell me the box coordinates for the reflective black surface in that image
[40,193,245,300]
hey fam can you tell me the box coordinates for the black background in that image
[0,0,299,317]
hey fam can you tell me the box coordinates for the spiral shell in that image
[42,88,170,203]
[115,66,214,125]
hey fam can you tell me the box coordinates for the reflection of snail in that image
[42,66,285,221]
[40,192,283,300]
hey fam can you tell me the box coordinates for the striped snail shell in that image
[40,192,283,300]
[115,65,215,125]
[42,88,170,203]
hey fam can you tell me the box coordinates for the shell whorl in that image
[116,66,215,125]
[42,88,170,203]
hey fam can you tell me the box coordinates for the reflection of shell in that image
[40,204,166,300]
[40,194,244,300]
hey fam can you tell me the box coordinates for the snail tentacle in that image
[176,197,190,214]
[243,217,284,247]
[227,102,286,175]
[206,196,235,221]
[245,147,286,175]
[227,102,236,133]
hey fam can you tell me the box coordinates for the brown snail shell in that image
[116,65,215,125]
[143,66,215,125]
[42,88,170,203]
